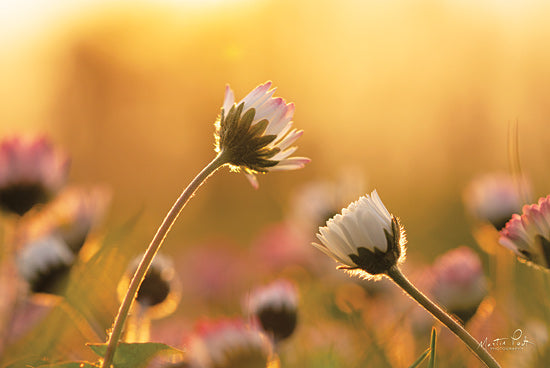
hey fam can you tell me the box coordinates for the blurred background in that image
[1,0,550,366]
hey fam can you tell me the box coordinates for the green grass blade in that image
[427,327,437,368]
[407,348,430,368]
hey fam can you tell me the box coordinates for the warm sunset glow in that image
[1,1,550,366]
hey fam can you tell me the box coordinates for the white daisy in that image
[313,190,406,278]
[215,81,310,189]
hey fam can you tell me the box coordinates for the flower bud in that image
[16,234,74,294]
[463,173,529,230]
[118,253,181,319]
[499,195,550,270]
[186,318,273,368]
[314,190,406,279]
[246,279,298,344]
[0,136,70,216]
[431,246,488,323]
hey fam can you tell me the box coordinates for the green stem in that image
[101,152,228,368]
[386,266,501,368]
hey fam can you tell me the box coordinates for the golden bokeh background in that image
[2,0,550,365]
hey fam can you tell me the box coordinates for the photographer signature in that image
[479,329,536,351]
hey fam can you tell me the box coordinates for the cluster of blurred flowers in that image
[154,168,549,367]
[0,135,112,350]
[0,135,110,294]
[2,82,550,368]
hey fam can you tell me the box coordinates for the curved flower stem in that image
[101,152,229,368]
[385,266,501,368]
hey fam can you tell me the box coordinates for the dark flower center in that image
[0,183,50,216]
[257,306,297,343]
[136,268,171,306]
[29,263,71,295]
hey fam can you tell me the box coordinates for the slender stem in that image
[101,152,228,368]
[386,266,501,368]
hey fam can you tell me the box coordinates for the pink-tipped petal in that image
[244,172,260,189]
[268,157,310,172]
[273,129,303,152]
[223,85,235,113]
[241,82,274,110]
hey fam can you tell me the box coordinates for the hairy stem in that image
[386,266,501,368]
[101,152,228,367]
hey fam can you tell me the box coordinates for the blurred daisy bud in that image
[246,279,298,344]
[187,318,273,368]
[0,136,70,216]
[463,173,529,230]
[214,81,310,189]
[118,253,181,319]
[22,186,111,254]
[431,247,488,323]
[289,167,367,234]
[499,195,550,270]
[313,190,406,279]
[16,234,74,294]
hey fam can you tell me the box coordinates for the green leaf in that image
[88,342,184,368]
[36,362,99,368]
[407,349,430,368]
[428,327,437,368]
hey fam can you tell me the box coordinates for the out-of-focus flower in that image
[289,168,367,235]
[177,242,251,301]
[463,173,530,230]
[20,186,111,254]
[313,190,406,279]
[214,81,309,189]
[186,318,273,368]
[0,136,70,216]
[431,246,488,323]
[499,195,550,270]
[16,234,74,294]
[118,253,181,320]
[246,279,298,344]
[250,222,318,274]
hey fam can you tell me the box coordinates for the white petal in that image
[268,157,310,172]
[272,129,303,152]
[223,85,235,114]
[317,228,355,265]
[254,97,285,122]
[265,103,295,136]
[312,241,353,265]
[271,146,297,161]
[242,82,274,110]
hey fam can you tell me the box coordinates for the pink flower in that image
[0,136,70,215]
[499,195,550,270]
[250,222,318,273]
[177,241,251,301]
[431,246,488,323]
[186,318,273,368]
[215,81,310,189]
[245,279,298,343]
[463,173,529,230]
